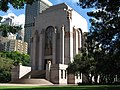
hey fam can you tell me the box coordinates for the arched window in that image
[45,26,54,56]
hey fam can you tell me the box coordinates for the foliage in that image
[0,51,30,66]
[0,51,30,83]
[0,16,2,22]
[0,57,13,83]
[67,49,96,83]
[77,0,120,84]
[0,24,22,37]
[0,0,34,12]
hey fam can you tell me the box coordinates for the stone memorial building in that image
[30,3,87,84]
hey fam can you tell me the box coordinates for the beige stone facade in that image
[30,3,87,84]
[0,36,28,54]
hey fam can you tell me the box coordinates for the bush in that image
[0,57,13,83]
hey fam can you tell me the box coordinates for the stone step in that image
[21,70,46,79]
[11,79,53,85]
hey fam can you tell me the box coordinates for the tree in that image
[0,24,22,37]
[0,16,2,22]
[0,0,34,12]
[0,51,30,66]
[78,0,120,84]
[67,49,96,84]
[0,51,30,83]
[0,57,13,83]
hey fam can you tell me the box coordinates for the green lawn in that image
[0,85,120,90]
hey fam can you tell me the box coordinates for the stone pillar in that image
[78,30,81,49]
[38,29,44,70]
[31,33,37,70]
[73,28,75,57]
[35,32,40,70]
[46,60,51,80]
[70,31,73,63]
[60,25,65,64]
[30,37,34,70]
[73,28,79,56]
[76,30,78,54]
[52,28,57,64]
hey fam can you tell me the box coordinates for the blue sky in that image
[0,0,91,30]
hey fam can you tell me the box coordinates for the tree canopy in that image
[78,0,120,54]
[0,24,22,37]
[0,57,13,83]
[67,50,96,83]
[67,0,120,84]
[82,0,119,83]
[0,51,30,66]
[0,0,34,12]
[0,51,30,83]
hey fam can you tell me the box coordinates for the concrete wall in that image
[68,73,82,84]
[50,64,68,84]
[11,64,31,81]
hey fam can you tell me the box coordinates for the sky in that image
[0,0,91,30]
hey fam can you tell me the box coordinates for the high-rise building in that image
[0,36,28,54]
[24,0,52,53]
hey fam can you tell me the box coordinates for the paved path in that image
[0,83,76,86]
[0,83,52,86]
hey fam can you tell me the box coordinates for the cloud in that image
[7,9,13,14]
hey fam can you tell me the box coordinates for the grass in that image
[0,85,120,90]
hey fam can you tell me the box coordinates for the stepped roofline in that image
[41,0,53,6]
[42,3,72,13]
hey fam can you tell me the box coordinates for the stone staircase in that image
[11,70,53,85]
[21,70,46,79]
[11,79,53,85]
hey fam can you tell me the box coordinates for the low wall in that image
[11,64,31,81]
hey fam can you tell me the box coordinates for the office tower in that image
[24,0,52,53]
[0,36,28,54]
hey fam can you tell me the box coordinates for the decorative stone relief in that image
[40,29,44,34]
[67,9,73,20]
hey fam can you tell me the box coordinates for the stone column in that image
[31,32,37,70]
[70,31,73,63]
[35,32,40,70]
[46,60,51,80]
[75,30,78,54]
[73,28,76,57]
[60,25,65,64]
[73,28,78,56]
[30,37,35,70]
[38,29,44,70]
[52,28,57,64]
[78,30,81,49]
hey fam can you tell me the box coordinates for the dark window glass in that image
[45,26,54,56]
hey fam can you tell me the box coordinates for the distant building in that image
[0,16,24,41]
[0,36,28,54]
[1,17,13,25]
[24,0,52,53]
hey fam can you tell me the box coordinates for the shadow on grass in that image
[1,86,120,90]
